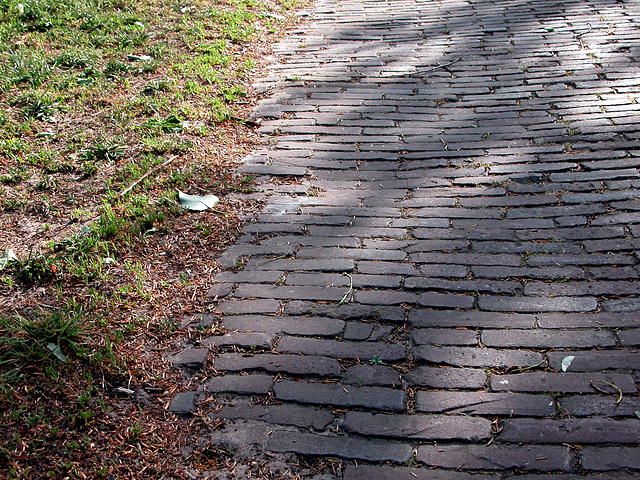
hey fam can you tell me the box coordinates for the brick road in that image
[173,0,640,477]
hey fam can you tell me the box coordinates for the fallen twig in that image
[412,56,462,75]
[590,379,623,404]
[576,23,592,38]
[338,272,354,305]
[120,155,177,197]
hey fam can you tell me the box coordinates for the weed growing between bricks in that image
[0,0,308,477]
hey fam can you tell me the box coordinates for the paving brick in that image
[202,332,276,349]
[343,465,498,480]
[417,444,571,471]
[232,284,347,301]
[560,396,640,417]
[273,380,405,411]
[251,258,355,272]
[408,253,522,266]
[412,328,478,346]
[547,350,640,371]
[406,366,487,389]
[409,309,536,328]
[219,402,334,430]
[276,336,406,362]
[481,329,615,348]
[284,300,405,322]
[581,447,640,470]
[499,418,640,444]
[172,348,209,370]
[415,346,543,368]
[342,411,492,441]
[601,297,640,312]
[168,391,197,415]
[354,290,417,305]
[343,322,374,340]
[204,374,273,395]
[415,391,556,416]
[472,265,586,280]
[343,364,403,388]
[478,296,598,312]
[216,299,281,315]
[524,281,640,296]
[221,315,345,337]
[405,277,520,294]
[618,328,640,346]
[286,272,401,289]
[537,312,640,328]
[213,353,341,377]
[266,430,412,463]
[490,372,637,393]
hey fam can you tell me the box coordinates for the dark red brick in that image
[415,391,556,416]
[266,430,412,463]
[406,366,487,389]
[499,418,640,444]
[342,411,491,441]
[491,372,637,393]
[417,444,571,471]
[273,380,405,411]
[276,336,406,361]
[213,353,341,377]
[219,402,334,430]
[415,346,543,368]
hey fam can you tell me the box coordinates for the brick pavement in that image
[172,0,640,477]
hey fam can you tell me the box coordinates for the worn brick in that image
[560,396,640,417]
[343,364,402,388]
[406,366,487,389]
[547,350,640,371]
[481,329,615,348]
[478,296,597,312]
[221,315,345,337]
[219,402,334,430]
[472,265,586,280]
[202,332,276,349]
[415,391,556,416]
[266,430,412,463]
[284,300,405,322]
[172,348,209,370]
[273,380,405,411]
[417,444,571,471]
[342,411,492,441]
[354,290,417,305]
[409,309,536,328]
[232,284,347,301]
[343,465,498,480]
[537,312,640,329]
[412,328,478,346]
[405,277,520,294]
[216,299,281,315]
[499,418,640,444]
[601,297,640,312]
[213,353,341,377]
[524,281,640,296]
[343,322,374,340]
[415,346,543,368]
[168,391,197,415]
[276,336,406,361]
[581,447,640,471]
[204,374,272,395]
[251,258,355,272]
[619,328,640,346]
[491,372,637,393]
[409,253,522,266]
[286,272,401,289]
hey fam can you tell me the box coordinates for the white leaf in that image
[178,190,220,211]
[561,355,575,372]
[0,249,18,270]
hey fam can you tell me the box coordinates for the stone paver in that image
[173,0,640,476]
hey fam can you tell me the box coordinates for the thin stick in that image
[590,380,623,404]
[576,23,592,38]
[338,272,354,305]
[120,155,177,197]
[412,57,462,75]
